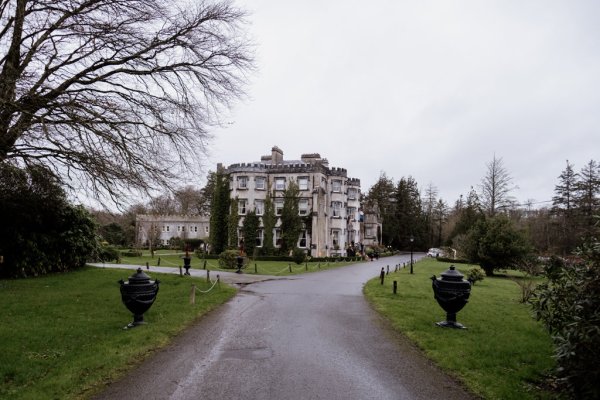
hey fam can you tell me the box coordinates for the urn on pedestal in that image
[431,265,471,329]
[118,268,160,329]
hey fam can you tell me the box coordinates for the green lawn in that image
[114,249,358,276]
[0,267,236,400]
[364,258,555,400]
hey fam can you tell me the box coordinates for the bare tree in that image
[480,155,517,216]
[0,0,252,203]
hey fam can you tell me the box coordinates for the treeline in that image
[366,158,600,260]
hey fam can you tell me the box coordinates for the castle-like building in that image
[137,146,382,256]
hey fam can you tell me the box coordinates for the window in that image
[331,201,343,217]
[254,199,264,215]
[275,199,284,216]
[332,230,340,248]
[298,176,309,191]
[366,227,374,237]
[299,199,309,216]
[298,230,307,248]
[166,226,170,232]
[347,207,357,220]
[255,176,266,190]
[332,179,342,192]
[256,229,264,247]
[162,226,166,232]
[238,199,247,215]
[348,188,357,200]
[237,176,248,189]
[275,177,286,191]
[205,226,209,234]
[275,229,282,247]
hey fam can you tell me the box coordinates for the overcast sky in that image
[206,0,600,208]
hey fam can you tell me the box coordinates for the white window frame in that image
[331,229,340,248]
[331,201,343,217]
[275,229,282,247]
[298,230,307,248]
[256,229,264,247]
[255,176,266,190]
[299,199,309,216]
[348,188,357,200]
[237,176,248,189]
[238,199,247,215]
[332,179,342,192]
[298,176,309,191]
[275,199,284,216]
[255,199,264,216]
[275,177,286,191]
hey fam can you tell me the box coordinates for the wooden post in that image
[206,270,210,282]
[305,262,308,271]
[179,265,183,276]
[157,257,161,266]
[393,280,397,294]
[190,284,196,304]
[146,261,149,270]
[217,275,221,288]
[255,263,257,273]
[386,265,389,275]
[380,268,385,285]
[203,259,207,270]
[288,263,292,273]
[318,263,321,269]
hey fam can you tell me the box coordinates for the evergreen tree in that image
[552,160,580,255]
[423,183,439,248]
[241,210,260,258]
[574,160,600,241]
[261,188,276,255]
[395,176,426,249]
[280,181,302,254]
[365,173,397,246]
[228,196,240,250]
[209,171,229,254]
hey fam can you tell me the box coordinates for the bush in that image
[98,245,120,263]
[530,244,600,399]
[292,248,306,264]
[218,250,244,269]
[467,267,485,285]
[0,164,99,278]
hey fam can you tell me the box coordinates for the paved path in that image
[91,256,475,400]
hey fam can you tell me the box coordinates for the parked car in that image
[427,248,444,257]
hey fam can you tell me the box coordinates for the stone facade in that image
[226,146,379,257]
[135,146,382,255]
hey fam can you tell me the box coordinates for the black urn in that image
[431,265,471,329]
[119,268,160,329]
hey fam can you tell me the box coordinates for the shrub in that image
[0,164,99,278]
[467,267,485,285]
[292,248,306,264]
[530,244,600,399]
[98,245,120,263]
[219,249,243,269]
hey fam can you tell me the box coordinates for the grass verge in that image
[364,258,555,400]
[0,267,236,399]
[112,250,358,276]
